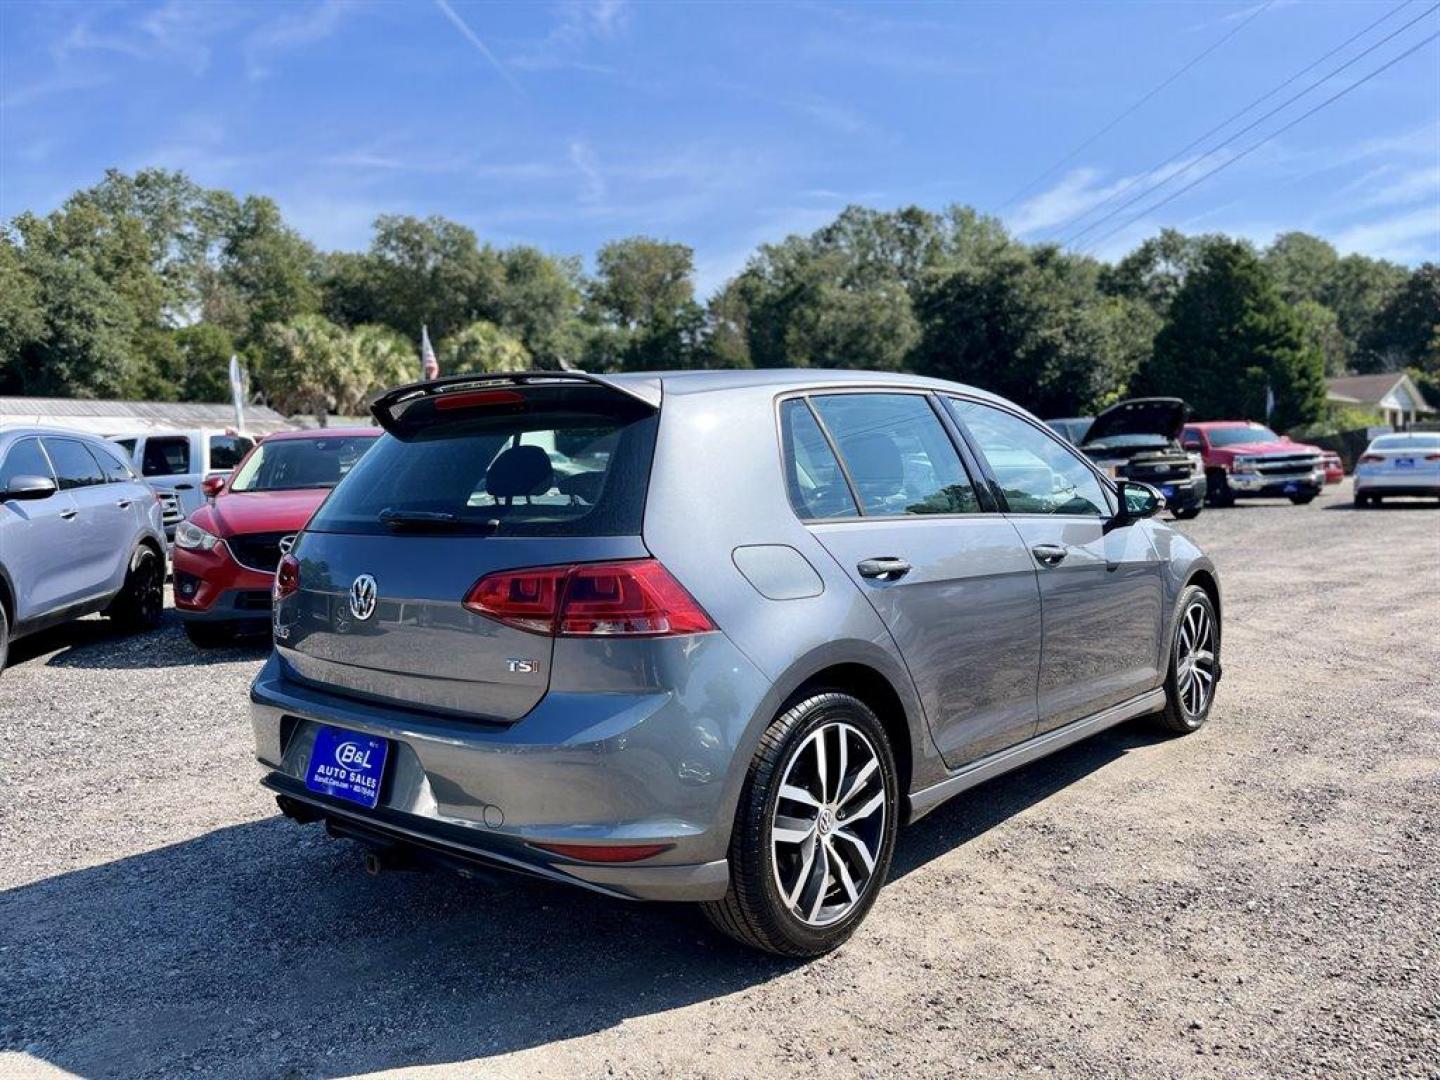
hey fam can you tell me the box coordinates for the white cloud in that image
[1353,165,1440,211]
[568,140,607,204]
[1332,206,1440,263]
[245,0,354,80]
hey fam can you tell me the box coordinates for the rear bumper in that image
[1354,470,1440,496]
[249,637,774,902]
[1150,475,1205,511]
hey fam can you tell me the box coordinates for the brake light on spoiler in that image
[463,559,714,637]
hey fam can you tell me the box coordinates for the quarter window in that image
[41,438,107,490]
[780,399,858,520]
[811,393,978,516]
[946,399,1111,517]
[209,434,253,471]
[93,441,137,482]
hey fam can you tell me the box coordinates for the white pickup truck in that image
[108,429,255,540]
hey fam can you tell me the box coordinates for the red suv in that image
[1181,422,1325,507]
[173,428,379,645]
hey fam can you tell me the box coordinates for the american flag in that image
[421,325,439,381]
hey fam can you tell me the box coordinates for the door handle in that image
[857,557,911,581]
[1031,543,1067,566]
[116,499,132,509]
[173,483,194,491]
[59,508,78,521]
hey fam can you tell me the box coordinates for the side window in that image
[0,439,55,491]
[112,438,136,456]
[811,393,979,516]
[41,438,107,490]
[946,399,1111,517]
[93,441,138,482]
[779,399,858,520]
[1181,428,1204,452]
[142,436,191,477]
[209,434,252,471]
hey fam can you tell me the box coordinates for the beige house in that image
[1325,373,1436,429]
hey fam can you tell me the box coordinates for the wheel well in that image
[0,572,12,627]
[138,536,165,562]
[1187,568,1221,625]
[789,663,913,797]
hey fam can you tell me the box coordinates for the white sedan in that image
[1353,432,1440,507]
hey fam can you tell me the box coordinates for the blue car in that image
[0,427,168,671]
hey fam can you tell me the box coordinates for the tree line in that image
[2,168,1435,428]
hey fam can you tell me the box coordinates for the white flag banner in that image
[1265,384,1276,421]
[421,325,439,380]
[229,354,246,431]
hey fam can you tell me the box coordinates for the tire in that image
[0,600,9,676]
[1289,493,1316,505]
[1155,585,1220,735]
[1171,506,1201,521]
[1354,492,1371,509]
[108,546,164,632]
[702,692,899,957]
[184,620,239,648]
[1205,470,1234,508]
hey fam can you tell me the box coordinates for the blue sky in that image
[1,1,1436,297]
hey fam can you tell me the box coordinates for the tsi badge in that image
[349,574,378,621]
[506,658,540,674]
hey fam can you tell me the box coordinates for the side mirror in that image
[2,474,57,502]
[1116,480,1164,522]
[201,475,226,498]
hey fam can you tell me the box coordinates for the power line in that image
[1078,29,1440,256]
[1065,2,1439,249]
[995,1,1275,214]
[1045,0,1415,245]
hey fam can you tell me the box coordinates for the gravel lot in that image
[2,479,1437,1080]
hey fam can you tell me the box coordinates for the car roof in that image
[1187,420,1265,429]
[0,425,112,443]
[608,367,1009,404]
[264,426,380,442]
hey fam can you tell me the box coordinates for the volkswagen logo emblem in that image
[349,574,378,621]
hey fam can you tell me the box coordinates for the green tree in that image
[1291,298,1349,377]
[439,321,530,375]
[587,237,702,371]
[1361,264,1440,373]
[0,229,43,387]
[1136,240,1325,429]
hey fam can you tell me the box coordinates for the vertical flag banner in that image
[229,355,246,431]
[421,325,439,380]
[1265,384,1276,421]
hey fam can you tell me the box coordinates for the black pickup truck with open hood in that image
[1070,397,1206,520]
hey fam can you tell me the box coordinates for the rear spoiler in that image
[369,370,661,438]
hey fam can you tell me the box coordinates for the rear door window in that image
[92,441,138,482]
[1,439,54,490]
[142,436,191,477]
[41,438,106,490]
[810,393,979,516]
[780,399,858,520]
[308,390,657,537]
[209,434,253,471]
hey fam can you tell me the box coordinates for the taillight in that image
[463,558,714,637]
[1360,453,1384,463]
[275,554,301,601]
[1426,454,1440,462]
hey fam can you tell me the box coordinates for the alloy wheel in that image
[1174,600,1217,717]
[770,721,887,928]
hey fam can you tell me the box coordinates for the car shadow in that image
[1,718,1159,1078]
[6,612,270,671]
[1323,499,1438,511]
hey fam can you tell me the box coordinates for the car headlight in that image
[1188,452,1204,475]
[175,520,220,551]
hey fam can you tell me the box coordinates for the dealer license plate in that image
[305,726,388,809]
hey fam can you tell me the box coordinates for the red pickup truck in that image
[1181,421,1326,507]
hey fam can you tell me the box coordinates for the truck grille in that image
[1239,453,1322,478]
[156,491,183,527]
[225,532,292,574]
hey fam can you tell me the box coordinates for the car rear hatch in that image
[1082,397,1189,445]
[276,373,661,723]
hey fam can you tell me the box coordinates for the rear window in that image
[229,436,377,492]
[1373,434,1440,450]
[308,393,657,537]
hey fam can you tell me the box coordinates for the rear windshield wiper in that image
[378,509,501,534]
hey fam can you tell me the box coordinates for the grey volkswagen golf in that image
[254,369,1221,956]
